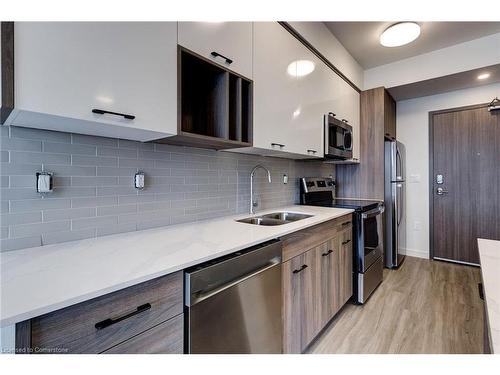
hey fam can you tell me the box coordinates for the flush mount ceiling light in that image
[478,73,491,80]
[380,22,421,47]
[287,60,315,77]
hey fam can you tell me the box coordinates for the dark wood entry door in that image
[430,104,500,264]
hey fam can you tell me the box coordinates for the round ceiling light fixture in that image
[380,22,421,47]
[477,73,491,80]
[287,60,315,77]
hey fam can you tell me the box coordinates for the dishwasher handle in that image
[189,258,281,306]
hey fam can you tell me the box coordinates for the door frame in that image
[428,102,489,262]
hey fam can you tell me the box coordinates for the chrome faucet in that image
[250,165,272,214]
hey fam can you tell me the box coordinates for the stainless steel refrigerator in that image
[384,140,406,268]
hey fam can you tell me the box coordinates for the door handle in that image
[210,51,233,65]
[95,303,151,330]
[436,187,449,195]
[293,264,308,274]
[322,249,333,257]
[92,109,135,120]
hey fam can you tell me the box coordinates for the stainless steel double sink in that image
[236,212,313,226]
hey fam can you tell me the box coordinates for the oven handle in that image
[362,205,385,219]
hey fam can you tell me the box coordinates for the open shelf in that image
[159,47,253,150]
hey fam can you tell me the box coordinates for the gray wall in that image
[0,126,334,252]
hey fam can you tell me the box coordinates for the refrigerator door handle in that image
[396,183,403,226]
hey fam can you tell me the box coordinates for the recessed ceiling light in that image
[380,22,421,47]
[287,60,315,77]
[478,73,491,80]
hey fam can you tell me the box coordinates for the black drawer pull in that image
[328,112,336,117]
[322,249,334,257]
[95,303,151,330]
[341,119,348,123]
[307,149,317,154]
[342,221,351,226]
[293,264,308,274]
[271,142,285,148]
[342,239,351,245]
[92,109,135,120]
[210,51,233,64]
[478,283,484,300]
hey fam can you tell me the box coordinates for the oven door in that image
[360,205,385,272]
[324,116,353,159]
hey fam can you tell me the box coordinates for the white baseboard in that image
[404,248,429,259]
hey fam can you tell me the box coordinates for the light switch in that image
[134,172,145,190]
[409,174,421,183]
[283,174,288,184]
[36,172,53,193]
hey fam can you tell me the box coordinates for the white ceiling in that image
[324,22,500,69]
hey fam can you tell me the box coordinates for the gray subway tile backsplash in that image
[0,125,334,252]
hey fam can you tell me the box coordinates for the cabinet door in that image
[282,249,320,353]
[384,90,397,140]
[345,87,361,162]
[318,239,340,327]
[253,22,301,155]
[294,52,326,158]
[12,22,177,141]
[178,22,253,79]
[103,315,183,354]
[339,229,353,304]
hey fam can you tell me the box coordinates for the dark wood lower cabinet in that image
[15,272,183,354]
[282,217,353,353]
[282,249,320,354]
[103,315,183,354]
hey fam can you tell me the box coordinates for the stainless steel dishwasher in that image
[184,240,282,354]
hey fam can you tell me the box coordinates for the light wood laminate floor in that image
[308,256,483,354]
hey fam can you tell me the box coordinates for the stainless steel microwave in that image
[324,113,353,160]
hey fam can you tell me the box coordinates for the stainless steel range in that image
[300,177,384,304]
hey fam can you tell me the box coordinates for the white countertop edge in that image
[478,238,500,354]
[0,205,353,327]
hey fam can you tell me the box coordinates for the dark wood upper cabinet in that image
[336,87,396,200]
[157,47,253,150]
[384,90,397,140]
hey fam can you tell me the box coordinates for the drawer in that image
[103,314,183,354]
[30,271,183,354]
[281,214,352,261]
[340,228,352,247]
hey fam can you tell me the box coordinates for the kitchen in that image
[1,1,500,373]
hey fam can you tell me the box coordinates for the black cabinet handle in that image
[211,51,233,64]
[478,283,484,300]
[307,149,317,154]
[95,303,151,330]
[322,249,334,257]
[342,239,351,245]
[271,143,285,148]
[293,264,308,274]
[328,112,336,117]
[92,109,135,120]
[342,221,351,226]
[341,119,348,123]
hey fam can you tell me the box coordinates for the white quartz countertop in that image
[0,205,353,327]
[478,238,500,354]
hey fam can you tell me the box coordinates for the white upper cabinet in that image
[6,22,178,141]
[331,76,360,163]
[252,22,301,156]
[251,22,323,158]
[178,22,253,79]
